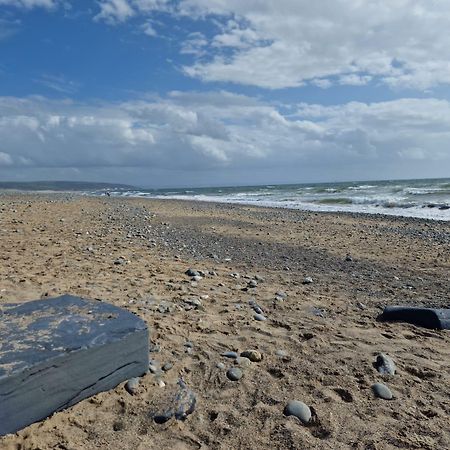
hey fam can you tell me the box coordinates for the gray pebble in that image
[276,349,289,358]
[184,341,194,348]
[221,351,238,359]
[226,367,243,381]
[125,377,139,395]
[248,280,258,288]
[235,356,251,367]
[162,362,173,372]
[185,268,199,277]
[372,382,393,400]
[216,362,226,370]
[254,313,267,321]
[275,291,287,299]
[303,276,314,284]
[375,353,396,375]
[284,400,311,424]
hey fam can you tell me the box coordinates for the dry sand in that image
[0,193,449,450]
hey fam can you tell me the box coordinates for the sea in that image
[98,178,450,221]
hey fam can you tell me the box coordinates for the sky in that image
[0,0,450,188]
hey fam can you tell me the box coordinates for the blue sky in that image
[0,0,449,187]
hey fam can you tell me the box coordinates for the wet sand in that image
[0,194,449,450]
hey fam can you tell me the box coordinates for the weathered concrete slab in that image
[379,306,450,330]
[0,295,149,436]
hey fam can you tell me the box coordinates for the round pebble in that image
[254,313,267,321]
[162,362,173,371]
[235,356,251,367]
[276,349,289,358]
[226,367,243,381]
[125,377,139,395]
[303,276,313,284]
[372,382,393,400]
[216,362,226,370]
[241,350,263,362]
[248,280,258,288]
[284,400,311,424]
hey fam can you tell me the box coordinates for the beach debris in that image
[226,367,243,381]
[0,295,149,436]
[375,353,396,375]
[152,379,197,424]
[303,276,314,284]
[125,377,140,395]
[379,306,450,330]
[254,313,267,321]
[283,400,312,424]
[372,382,393,400]
[241,350,263,362]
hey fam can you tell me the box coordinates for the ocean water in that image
[100,178,450,221]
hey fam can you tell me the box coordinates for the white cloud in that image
[94,0,135,24]
[0,94,449,185]
[148,0,450,90]
[0,0,59,8]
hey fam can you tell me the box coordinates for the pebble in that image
[375,353,396,375]
[226,367,243,381]
[283,400,311,424]
[192,275,203,282]
[185,268,199,277]
[275,291,287,299]
[162,362,173,372]
[184,341,194,348]
[248,280,258,288]
[241,350,263,362]
[221,351,239,359]
[372,382,393,400]
[216,362,226,370]
[235,356,251,367]
[303,276,314,284]
[254,313,267,321]
[125,377,139,395]
[276,349,289,358]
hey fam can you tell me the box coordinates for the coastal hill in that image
[0,181,136,192]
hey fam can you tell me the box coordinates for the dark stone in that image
[375,353,396,375]
[0,295,149,436]
[151,379,196,424]
[185,268,199,277]
[226,367,243,381]
[283,400,311,424]
[379,306,450,330]
[372,382,393,400]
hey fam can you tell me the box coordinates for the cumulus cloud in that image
[0,93,449,185]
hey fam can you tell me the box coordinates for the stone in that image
[303,276,314,284]
[162,362,173,372]
[235,357,251,367]
[216,362,226,370]
[125,377,140,395]
[254,313,267,321]
[152,379,196,424]
[375,353,396,375]
[248,280,258,288]
[372,382,393,400]
[284,400,311,424]
[185,268,199,277]
[379,306,450,330]
[0,295,149,436]
[226,367,243,381]
[221,351,238,359]
[192,275,203,282]
[241,350,263,362]
[275,291,287,299]
[276,350,289,358]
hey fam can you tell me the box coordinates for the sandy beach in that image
[0,193,449,450]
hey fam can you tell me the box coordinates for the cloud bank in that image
[1,93,449,185]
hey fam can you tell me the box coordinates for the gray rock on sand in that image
[254,313,267,321]
[152,379,197,424]
[248,280,258,288]
[235,356,251,367]
[284,400,312,424]
[303,276,314,284]
[185,268,199,277]
[216,362,226,370]
[226,367,243,381]
[241,350,263,362]
[372,382,393,400]
[375,353,396,375]
[125,377,140,395]
[221,351,238,359]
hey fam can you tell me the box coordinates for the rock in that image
[162,362,173,372]
[125,377,139,395]
[345,254,353,262]
[184,341,193,349]
[221,351,238,359]
[235,357,251,367]
[255,275,265,282]
[241,350,263,362]
[254,313,267,321]
[192,275,203,282]
[275,291,287,299]
[185,268,199,277]
[216,362,226,370]
[284,400,311,424]
[226,367,243,381]
[248,280,258,288]
[372,382,393,400]
[303,276,314,284]
[152,379,196,424]
[375,353,396,375]
[0,295,149,436]
[276,349,289,358]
